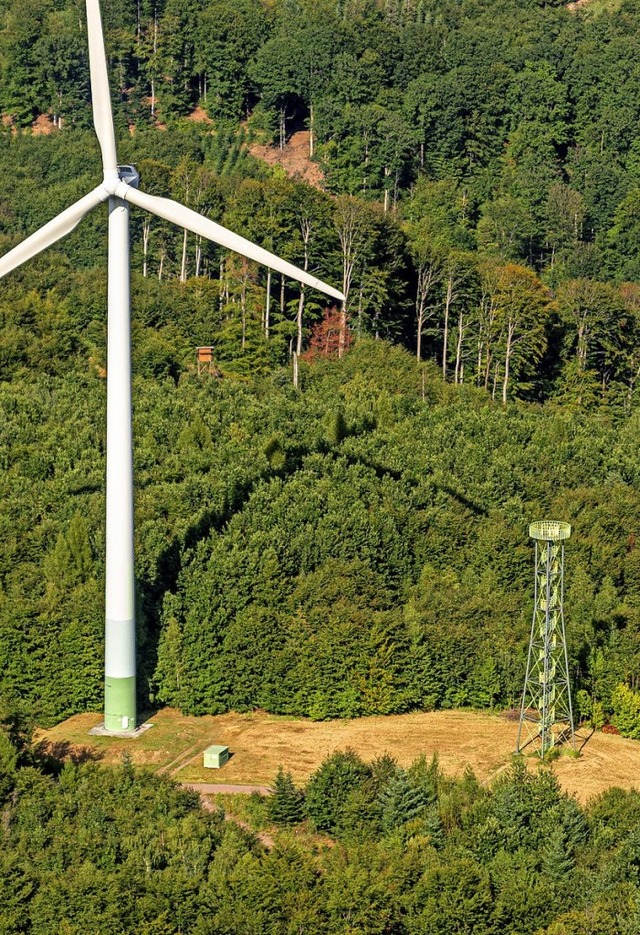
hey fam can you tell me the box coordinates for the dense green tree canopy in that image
[2,2,640,926]
[1,0,640,758]
[1,734,640,934]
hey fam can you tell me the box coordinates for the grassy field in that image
[35,707,640,803]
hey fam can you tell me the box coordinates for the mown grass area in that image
[33,708,225,773]
[35,707,640,804]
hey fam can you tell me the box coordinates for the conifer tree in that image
[379,769,430,833]
[423,804,445,849]
[267,766,304,826]
[542,828,575,881]
[0,731,18,804]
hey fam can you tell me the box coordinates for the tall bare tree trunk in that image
[577,323,587,369]
[454,310,464,384]
[415,263,437,361]
[219,256,225,311]
[335,195,368,320]
[241,275,247,350]
[296,289,305,356]
[484,351,492,391]
[338,304,347,358]
[296,218,311,354]
[442,275,453,380]
[142,218,150,277]
[502,321,516,405]
[491,361,499,400]
[180,228,188,282]
[476,340,484,387]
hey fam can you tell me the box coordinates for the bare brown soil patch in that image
[35,708,640,804]
[188,105,213,124]
[250,130,324,189]
[31,114,56,135]
[566,0,620,11]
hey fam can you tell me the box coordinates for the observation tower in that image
[516,520,575,757]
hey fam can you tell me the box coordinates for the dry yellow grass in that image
[35,708,640,804]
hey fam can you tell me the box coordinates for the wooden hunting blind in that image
[196,346,215,374]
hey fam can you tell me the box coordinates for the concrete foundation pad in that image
[89,722,154,739]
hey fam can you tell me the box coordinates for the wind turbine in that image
[0,0,345,734]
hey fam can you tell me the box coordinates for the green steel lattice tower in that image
[516,521,576,758]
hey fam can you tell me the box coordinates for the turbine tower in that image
[0,0,344,734]
[516,521,575,758]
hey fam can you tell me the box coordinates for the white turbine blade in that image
[119,185,346,302]
[86,0,118,175]
[0,186,108,279]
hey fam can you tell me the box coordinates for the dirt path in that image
[181,782,271,795]
[186,784,275,848]
[158,740,208,777]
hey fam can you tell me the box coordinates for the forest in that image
[3,340,640,731]
[2,718,640,934]
[4,0,640,928]
[2,0,640,404]
[1,0,640,730]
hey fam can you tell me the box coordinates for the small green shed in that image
[203,744,229,769]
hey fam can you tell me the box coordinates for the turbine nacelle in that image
[116,165,140,189]
[96,165,139,199]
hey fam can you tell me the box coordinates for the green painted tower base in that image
[104,675,136,732]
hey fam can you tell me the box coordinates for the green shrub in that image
[611,684,640,739]
[304,749,371,832]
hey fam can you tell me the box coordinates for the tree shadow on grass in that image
[32,738,105,774]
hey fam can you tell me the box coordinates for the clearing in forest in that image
[249,130,324,189]
[35,707,640,804]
